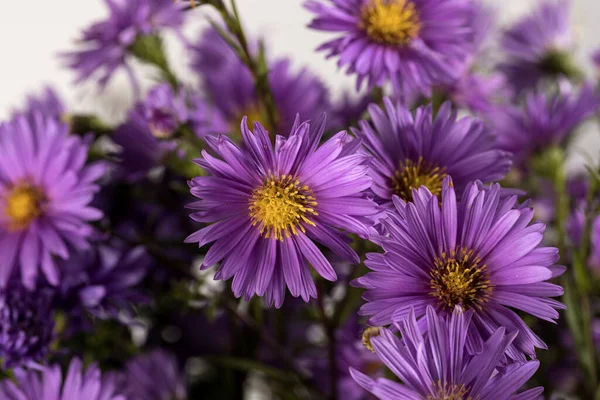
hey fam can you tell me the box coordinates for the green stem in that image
[316,281,338,400]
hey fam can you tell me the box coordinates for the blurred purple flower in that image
[118,349,187,400]
[0,358,126,400]
[0,113,105,289]
[489,81,598,165]
[353,99,511,206]
[65,0,184,89]
[13,87,65,124]
[351,306,543,399]
[355,177,564,360]
[192,27,331,136]
[305,0,476,96]
[186,117,378,307]
[498,0,573,94]
[0,283,55,368]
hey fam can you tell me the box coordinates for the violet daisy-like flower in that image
[498,0,574,94]
[192,27,331,135]
[185,117,378,307]
[351,306,543,400]
[0,283,55,368]
[13,87,65,124]
[57,243,150,331]
[65,0,184,89]
[113,84,227,180]
[305,0,475,95]
[118,349,187,400]
[355,177,564,360]
[489,81,599,165]
[353,99,511,206]
[0,113,105,288]
[0,357,126,400]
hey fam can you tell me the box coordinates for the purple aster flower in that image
[445,72,509,114]
[192,27,331,136]
[498,0,573,94]
[113,84,227,180]
[351,306,543,400]
[0,357,126,400]
[305,0,475,96]
[0,113,105,289]
[488,81,598,165]
[57,243,150,332]
[331,92,373,129]
[185,117,378,307]
[65,0,184,89]
[593,49,600,73]
[118,349,187,400]
[0,283,55,368]
[353,99,511,206]
[354,177,564,360]
[13,87,65,124]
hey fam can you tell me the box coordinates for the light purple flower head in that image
[0,283,55,368]
[13,87,65,124]
[353,99,512,206]
[305,0,476,96]
[354,177,565,360]
[65,0,184,88]
[57,243,150,331]
[351,306,543,400]
[118,349,187,400]
[185,116,378,307]
[113,84,227,180]
[498,0,572,94]
[192,27,331,136]
[593,49,600,73]
[0,358,126,400]
[0,113,105,289]
[446,72,509,114]
[488,81,599,165]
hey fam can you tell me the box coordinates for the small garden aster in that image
[353,99,511,205]
[305,0,475,95]
[489,81,598,165]
[498,0,575,94]
[351,306,543,400]
[186,116,378,307]
[0,358,125,400]
[0,113,105,288]
[65,0,184,90]
[192,27,332,135]
[355,177,564,360]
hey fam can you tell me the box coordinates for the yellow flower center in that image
[4,184,45,231]
[430,248,492,311]
[249,175,317,240]
[361,326,381,353]
[360,0,421,46]
[427,381,474,400]
[392,158,447,202]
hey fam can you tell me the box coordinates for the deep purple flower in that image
[0,283,55,368]
[0,358,126,400]
[353,99,511,206]
[488,81,598,164]
[57,243,150,331]
[13,87,65,124]
[305,0,475,96]
[498,0,573,93]
[351,306,543,400]
[113,84,227,180]
[118,349,187,400]
[0,113,105,288]
[185,117,378,307]
[192,27,331,136]
[65,0,184,89]
[355,177,564,360]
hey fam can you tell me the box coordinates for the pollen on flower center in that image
[4,184,45,231]
[359,0,421,46]
[429,248,492,310]
[392,158,447,201]
[249,175,318,240]
[427,381,473,400]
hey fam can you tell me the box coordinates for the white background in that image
[0,0,599,166]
